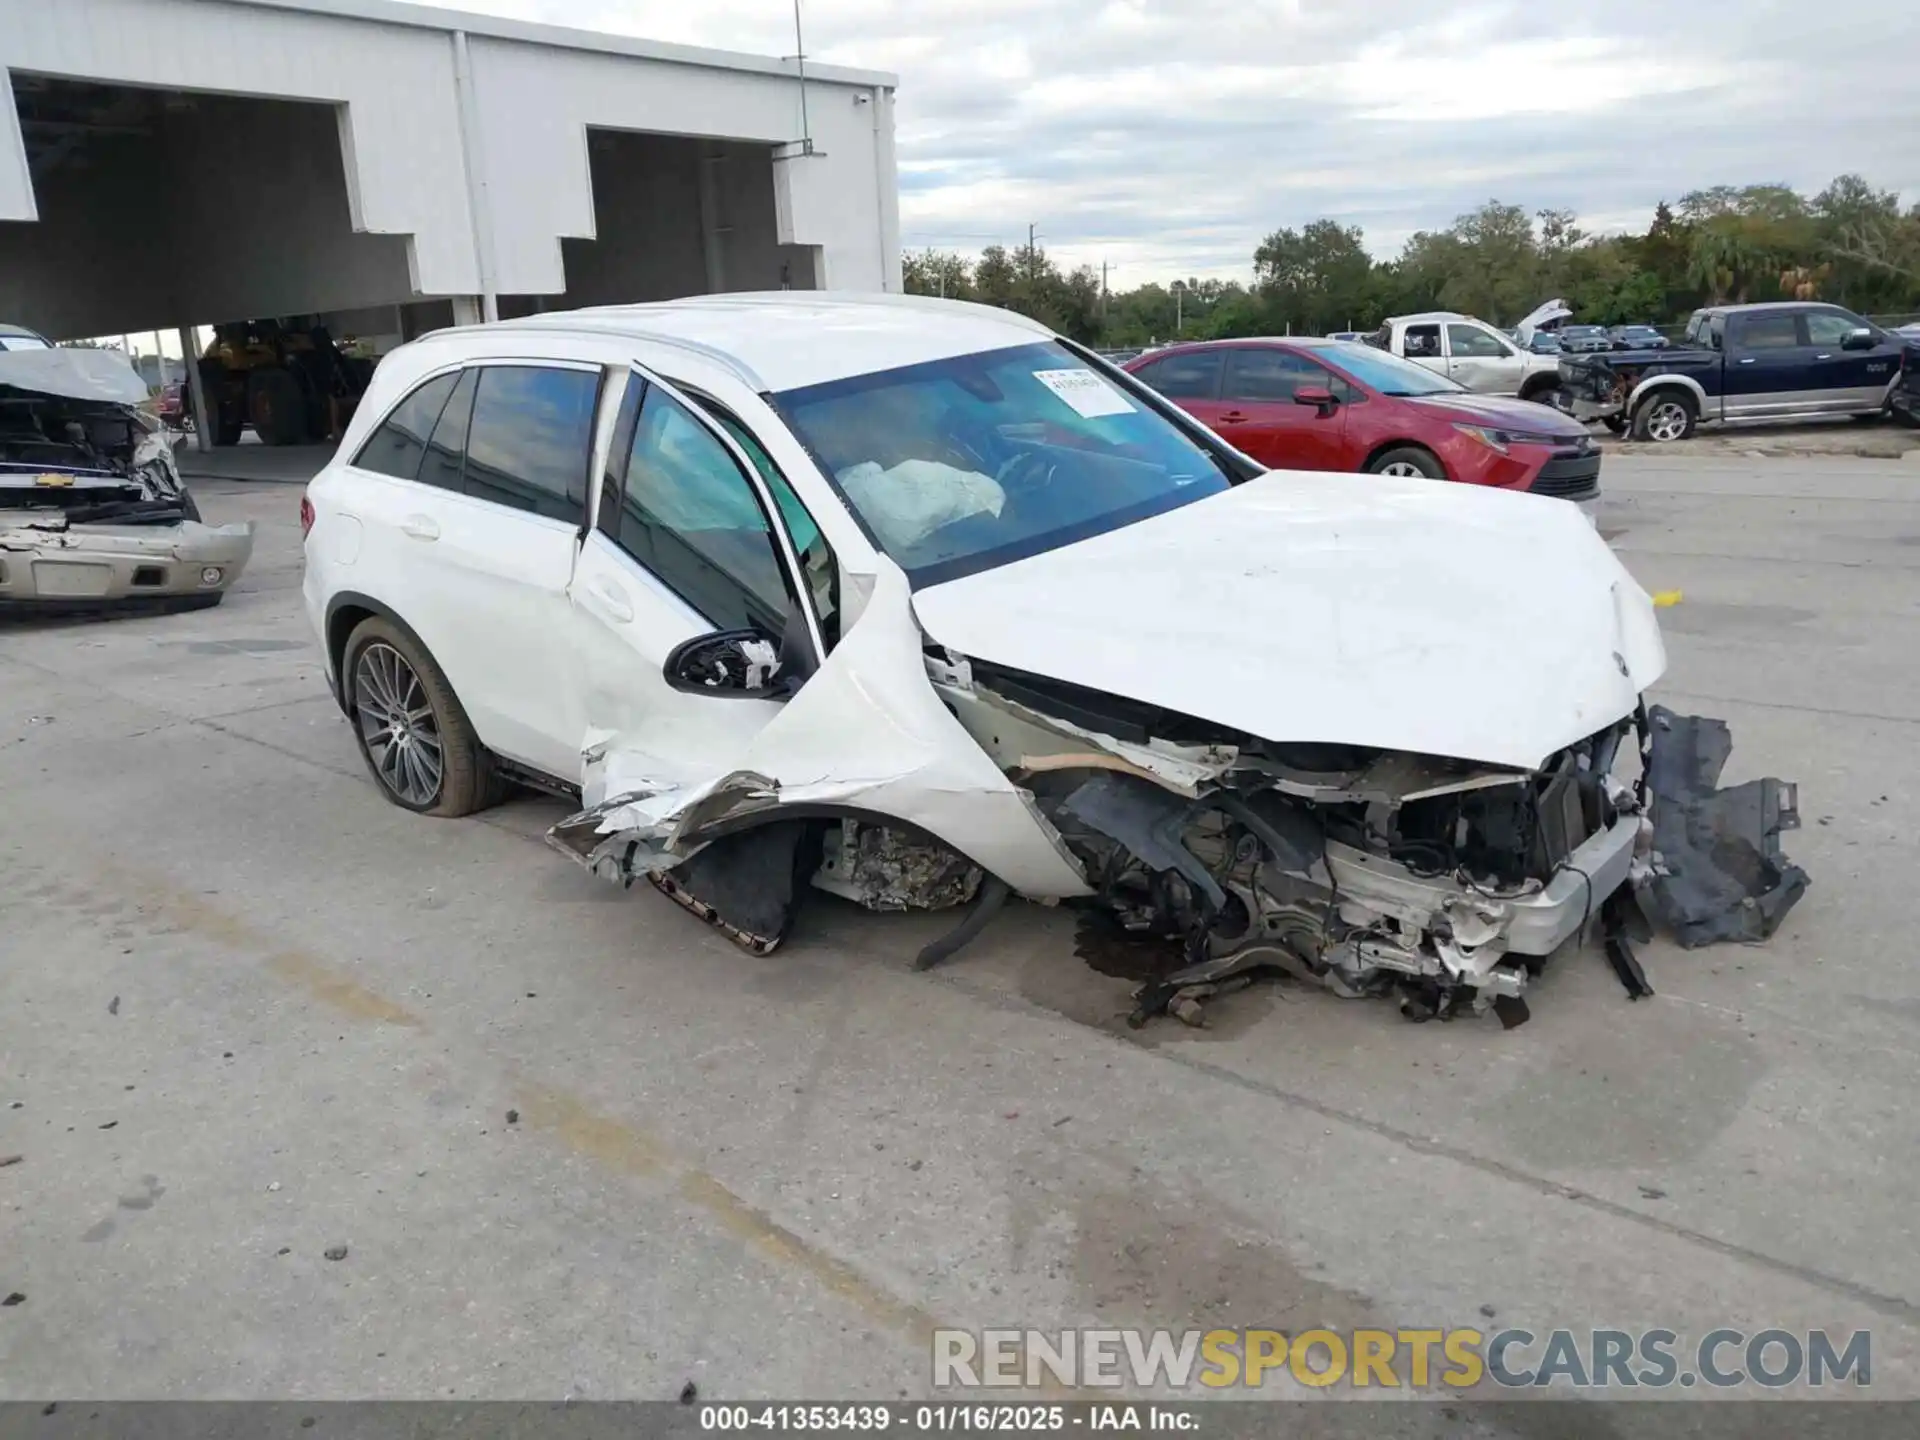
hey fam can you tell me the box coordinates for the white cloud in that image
[412,0,1920,283]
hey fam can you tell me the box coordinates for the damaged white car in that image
[303,295,1805,1027]
[0,343,253,610]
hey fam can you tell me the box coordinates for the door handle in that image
[1738,357,1756,364]
[1815,353,1832,360]
[400,514,440,541]
[1219,411,1248,424]
[588,577,633,624]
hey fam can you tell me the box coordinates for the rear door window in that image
[1735,314,1804,350]
[353,372,459,481]
[461,365,601,522]
[1133,351,1223,399]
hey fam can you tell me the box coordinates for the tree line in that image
[901,174,1920,348]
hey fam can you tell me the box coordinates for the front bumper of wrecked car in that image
[0,518,255,609]
[1325,809,1641,985]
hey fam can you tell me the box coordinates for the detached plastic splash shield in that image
[1644,705,1810,947]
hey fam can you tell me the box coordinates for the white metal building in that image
[0,0,902,346]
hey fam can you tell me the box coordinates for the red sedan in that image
[1124,338,1600,508]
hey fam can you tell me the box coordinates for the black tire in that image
[248,367,309,446]
[342,616,501,817]
[1850,410,1886,424]
[1366,445,1448,480]
[1630,389,1697,443]
[1520,381,1562,409]
[1602,415,1629,435]
[212,408,244,446]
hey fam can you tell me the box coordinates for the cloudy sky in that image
[423,0,1920,284]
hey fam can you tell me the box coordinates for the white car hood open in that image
[910,473,1666,773]
[1514,298,1573,345]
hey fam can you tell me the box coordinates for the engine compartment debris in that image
[0,348,253,611]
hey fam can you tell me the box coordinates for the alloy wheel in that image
[1380,461,1427,477]
[1646,402,1689,442]
[353,642,444,806]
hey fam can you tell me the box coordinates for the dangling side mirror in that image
[663,629,790,698]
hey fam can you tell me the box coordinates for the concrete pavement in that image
[2,454,1917,1406]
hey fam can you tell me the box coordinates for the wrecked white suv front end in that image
[550,331,1804,1028]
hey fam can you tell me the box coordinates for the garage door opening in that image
[557,129,821,307]
[1,77,416,340]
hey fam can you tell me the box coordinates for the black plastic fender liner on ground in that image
[1643,706,1811,947]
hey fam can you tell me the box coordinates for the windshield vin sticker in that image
[1034,368,1136,418]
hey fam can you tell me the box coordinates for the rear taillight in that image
[299,493,315,539]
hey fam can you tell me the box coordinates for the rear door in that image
[1723,311,1816,417]
[1129,350,1226,432]
[1400,323,1446,378]
[1218,347,1350,469]
[1444,322,1528,394]
[567,368,828,780]
[336,361,600,779]
[1803,308,1903,411]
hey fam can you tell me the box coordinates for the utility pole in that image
[1027,223,1037,284]
[791,0,812,153]
[1101,259,1108,322]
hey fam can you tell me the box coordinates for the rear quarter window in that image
[353,372,459,481]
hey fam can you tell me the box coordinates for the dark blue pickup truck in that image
[1557,301,1916,441]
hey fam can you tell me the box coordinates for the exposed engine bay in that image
[550,604,1808,1031]
[0,383,194,525]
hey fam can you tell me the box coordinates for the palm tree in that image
[1687,228,1775,304]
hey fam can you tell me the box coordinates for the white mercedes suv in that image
[302,292,1686,1025]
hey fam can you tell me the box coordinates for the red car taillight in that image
[299,493,315,539]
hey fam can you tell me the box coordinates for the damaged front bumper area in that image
[544,570,1806,1032]
[0,515,254,610]
[1557,354,1630,423]
[2,363,254,611]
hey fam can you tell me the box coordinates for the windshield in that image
[774,341,1231,587]
[1317,343,1466,397]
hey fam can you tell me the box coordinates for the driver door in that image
[567,367,828,784]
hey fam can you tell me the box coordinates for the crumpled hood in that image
[1401,391,1590,437]
[0,348,152,405]
[910,473,1666,772]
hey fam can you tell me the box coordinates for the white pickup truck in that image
[1366,310,1566,404]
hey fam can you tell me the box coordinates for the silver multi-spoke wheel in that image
[1644,400,1690,442]
[1380,461,1426,476]
[354,641,444,806]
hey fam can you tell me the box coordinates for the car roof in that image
[1695,300,1849,316]
[1130,336,1352,354]
[439,292,1058,393]
[1391,312,1474,325]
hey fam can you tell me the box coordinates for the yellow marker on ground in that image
[1652,590,1683,608]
